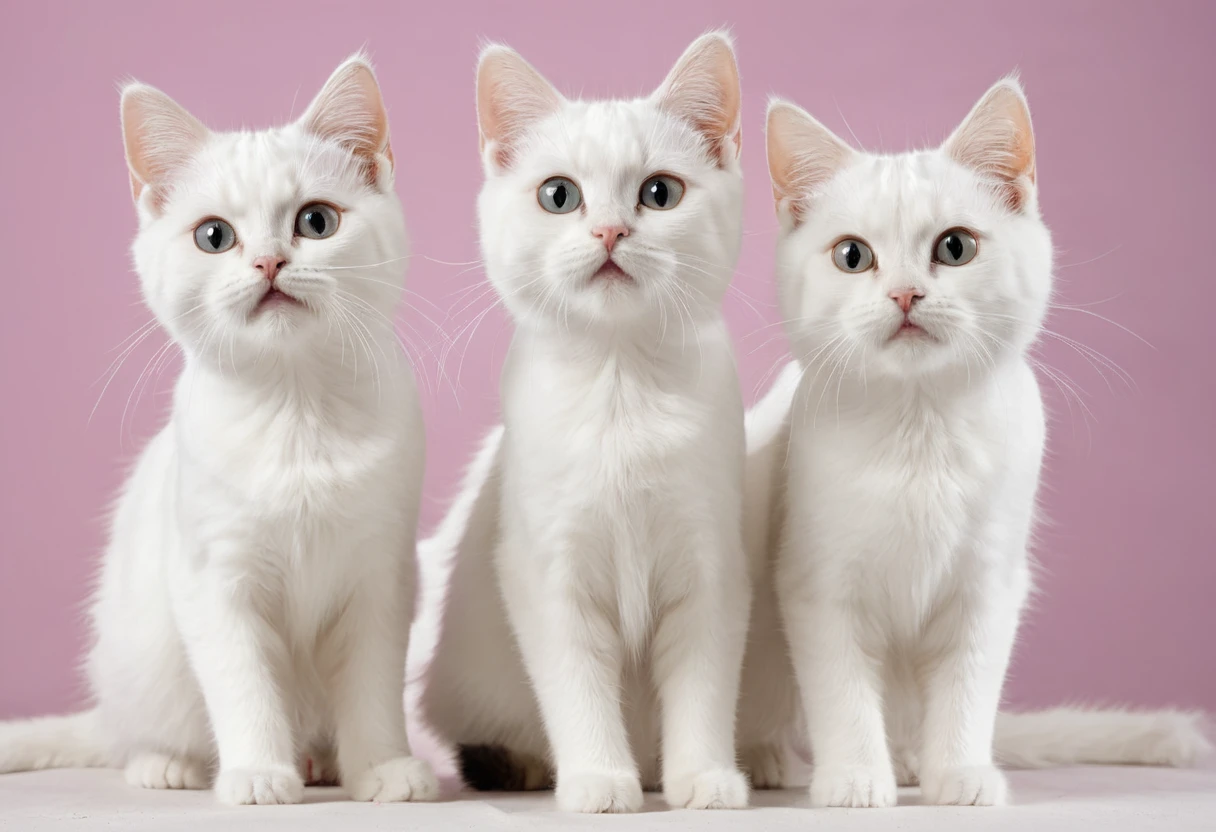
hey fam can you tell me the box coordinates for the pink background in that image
[1,1,1213,718]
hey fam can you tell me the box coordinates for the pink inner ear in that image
[476,46,563,170]
[766,103,853,224]
[120,84,210,207]
[299,57,393,185]
[945,81,1036,212]
[653,33,742,167]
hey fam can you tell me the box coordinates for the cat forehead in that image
[520,99,706,174]
[820,151,992,235]
[173,128,359,209]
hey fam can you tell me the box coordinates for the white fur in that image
[0,56,437,806]
[762,80,1211,808]
[418,34,751,813]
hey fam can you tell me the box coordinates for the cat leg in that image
[503,540,641,813]
[653,537,750,809]
[781,583,896,808]
[325,557,438,803]
[916,586,1020,806]
[177,552,302,806]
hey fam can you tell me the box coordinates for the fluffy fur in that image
[761,79,1210,808]
[418,33,751,813]
[0,55,437,806]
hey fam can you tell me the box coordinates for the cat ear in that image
[476,45,564,172]
[652,31,742,166]
[766,99,854,227]
[943,76,1036,212]
[299,53,394,180]
[120,83,210,206]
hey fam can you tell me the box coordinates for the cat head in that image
[474,32,743,333]
[123,54,406,365]
[767,78,1052,383]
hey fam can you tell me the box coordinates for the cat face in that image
[768,80,1053,381]
[475,33,743,333]
[123,55,405,364]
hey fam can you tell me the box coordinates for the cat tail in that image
[994,706,1212,768]
[0,709,110,773]
[456,744,553,791]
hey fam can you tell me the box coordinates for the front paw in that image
[214,765,304,805]
[665,767,749,809]
[921,764,1008,806]
[555,770,643,813]
[810,765,897,808]
[347,757,439,802]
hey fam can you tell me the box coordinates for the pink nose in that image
[253,255,288,283]
[889,287,924,313]
[591,225,629,253]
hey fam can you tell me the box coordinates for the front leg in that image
[178,553,302,806]
[652,534,750,809]
[501,537,641,814]
[917,584,1021,806]
[779,565,896,808]
[325,553,438,803]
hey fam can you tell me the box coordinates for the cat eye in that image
[934,228,978,266]
[296,203,341,240]
[832,238,874,273]
[538,177,582,214]
[193,219,237,253]
[639,175,684,210]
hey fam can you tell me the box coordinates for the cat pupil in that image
[845,243,860,269]
[946,235,962,261]
[307,211,326,235]
[206,225,220,250]
[651,180,668,207]
[551,185,566,209]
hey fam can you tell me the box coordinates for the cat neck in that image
[179,328,409,406]
[516,309,728,373]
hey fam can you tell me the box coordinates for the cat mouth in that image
[590,259,634,284]
[891,318,933,341]
[255,286,304,313]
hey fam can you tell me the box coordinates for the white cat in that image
[418,34,751,813]
[761,78,1211,807]
[0,56,438,806]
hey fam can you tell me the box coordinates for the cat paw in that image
[124,752,208,790]
[921,764,1008,806]
[555,770,643,813]
[214,765,304,805]
[740,744,785,789]
[810,765,897,808]
[346,756,439,802]
[665,767,749,809]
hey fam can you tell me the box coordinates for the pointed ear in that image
[120,83,210,206]
[944,77,1036,212]
[652,31,742,166]
[300,54,394,181]
[766,99,853,227]
[476,45,564,172]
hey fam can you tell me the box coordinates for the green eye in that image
[194,219,236,253]
[538,177,581,214]
[934,228,978,266]
[639,175,684,210]
[296,203,340,239]
[832,239,874,273]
